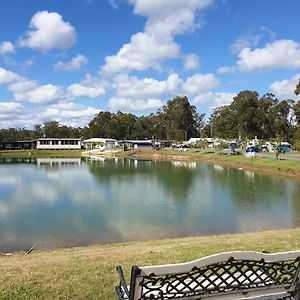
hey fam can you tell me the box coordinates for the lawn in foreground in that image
[1,228,300,299]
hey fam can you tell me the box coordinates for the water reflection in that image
[37,158,81,167]
[0,157,299,252]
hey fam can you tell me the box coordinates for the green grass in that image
[0,149,83,158]
[202,152,300,173]
[128,149,300,175]
[1,228,300,299]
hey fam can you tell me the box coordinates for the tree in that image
[43,120,61,137]
[161,96,198,140]
[294,101,300,125]
[231,90,261,139]
[270,100,292,140]
[88,112,113,138]
[294,79,300,96]
[209,105,238,138]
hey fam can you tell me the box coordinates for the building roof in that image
[37,138,81,140]
[120,140,153,144]
[83,138,117,143]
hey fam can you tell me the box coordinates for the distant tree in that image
[209,105,238,138]
[162,96,198,140]
[134,115,155,139]
[34,124,43,138]
[43,120,61,137]
[270,100,293,141]
[294,79,300,96]
[88,111,113,138]
[294,101,300,125]
[194,112,206,137]
[231,90,262,139]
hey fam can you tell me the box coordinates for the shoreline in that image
[124,149,300,180]
[1,149,299,180]
[1,228,300,299]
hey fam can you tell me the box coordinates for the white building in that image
[36,138,81,150]
[82,138,118,150]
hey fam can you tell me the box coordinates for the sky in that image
[0,0,300,129]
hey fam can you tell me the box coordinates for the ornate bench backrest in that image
[128,251,300,300]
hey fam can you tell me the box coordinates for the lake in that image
[0,157,299,252]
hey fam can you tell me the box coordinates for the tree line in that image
[1,88,300,143]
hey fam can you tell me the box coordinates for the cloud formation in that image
[102,0,214,73]
[0,67,64,104]
[230,34,260,54]
[54,54,88,71]
[108,71,220,112]
[237,39,300,71]
[68,74,106,98]
[183,53,200,71]
[0,41,16,55]
[109,97,163,112]
[270,73,300,100]
[219,39,300,73]
[39,102,100,127]
[193,92,236,110]
[182,73,219,95]
[18,11,77,50]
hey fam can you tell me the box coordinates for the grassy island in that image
[1,228,300,299]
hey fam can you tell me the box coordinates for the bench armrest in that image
[116,266,130,299]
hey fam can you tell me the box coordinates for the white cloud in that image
[270,73,300,100]
[131,0,212,27]
[230,34,260,54]
[109,97,162,112]
[114,73,181,99]
[0,67,23,85]
[8,80,37,94]
[183,53,200,71]
[0,102,99,128]
[0,102,25,123]
[68,84,105,98]
[54,54,88,71]
[182,73,219,95]
[109,71,220,112]
[0,41,15,55]
[18,11,76,50]
[68,74,106,98]
[39,102,100,127]
[217,66,236,74]
[237,39,300,71]
[0,102,23,113]
[193,92,236,109]
[102,0,214,73]
[14,84,64,104]
[0,67,64,104]
[102,32,179,73]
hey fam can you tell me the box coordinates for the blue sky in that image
[0,0,300,128]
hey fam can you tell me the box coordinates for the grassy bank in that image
[0,149,83,158]
[127,149,300,179]
[1,228,300,299]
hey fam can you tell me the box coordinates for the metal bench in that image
[116,251,300,299]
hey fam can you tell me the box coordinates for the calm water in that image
[0,157,299,252]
